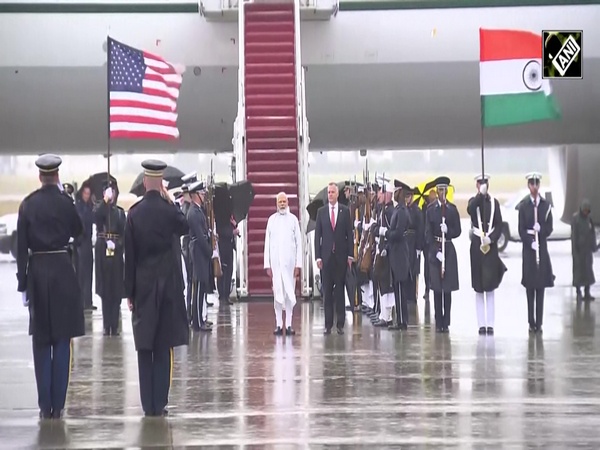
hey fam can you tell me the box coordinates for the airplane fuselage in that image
[0,2,598,154]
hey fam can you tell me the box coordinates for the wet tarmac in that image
[1,229,600,448]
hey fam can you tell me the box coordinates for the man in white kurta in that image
[264,192,303,336]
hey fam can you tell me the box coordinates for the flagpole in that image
[106,35,112,237]
[106,35,112,183]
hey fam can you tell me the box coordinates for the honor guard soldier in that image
[16,154,84,419]
[371,181,395,327]
[180,172,197,323]
[425,176,461,333]
[187,180,214,332]
[124,159,190,417]
[405,186,424,304]
[95,180,127,336]
[378,180,411,330]
[467,174,507,335]
[518,172,555,334]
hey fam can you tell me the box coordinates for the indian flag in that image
[479,28,561,127]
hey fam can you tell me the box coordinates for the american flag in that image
[108,37,183,140]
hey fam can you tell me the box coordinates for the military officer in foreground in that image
[425,177,461,333]
[16,154,84,419]
[518,172,555,333]
[124,159,190,417]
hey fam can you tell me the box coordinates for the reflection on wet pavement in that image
[0,238,599,448]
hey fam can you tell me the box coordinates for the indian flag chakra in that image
[479,28,561,128]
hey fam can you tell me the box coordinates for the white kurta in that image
[263,209,303,306]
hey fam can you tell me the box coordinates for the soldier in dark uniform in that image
[187,181,214,332]
[467,174,507,335]
[371,182,395,327]
[425,177,461,333]
[75,183,96,311]
[422,189,438,300]
[180,172,197,323]
[124,160,190,417]
[571,199,598,301]
[518,172,555,333]
[217,214,238,305]
[379,180,411,330]
[405,187,424,304]
[95,180,127,336]
[16,154,84,419]
[357,184,376,317]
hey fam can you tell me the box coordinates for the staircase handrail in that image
[294,0,311,297]
[234,0,248,297]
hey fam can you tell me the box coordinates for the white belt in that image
[527,229,536,235]
[472,226,494,238]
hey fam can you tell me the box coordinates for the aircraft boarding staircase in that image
[233,0,311,299]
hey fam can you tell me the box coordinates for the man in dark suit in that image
[314,182,354,334]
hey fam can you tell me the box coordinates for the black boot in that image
[576,287,583,301]
[584,286,595,301]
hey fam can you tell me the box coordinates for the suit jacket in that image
[314,202,354,267]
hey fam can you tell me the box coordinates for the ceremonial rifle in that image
[358,161,375,274]
[207,160,223,278]
[534,199,540,267]
[441,199,446,279]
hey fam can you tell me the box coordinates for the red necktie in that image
[330,206,335,229]
[331,206,335,252]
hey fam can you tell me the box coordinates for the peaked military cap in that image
[393,179,411,192]
[181,171,197,185]
[475,173,491,182]
[188,180,206,194]
[141,159,167,177]
[382,182,394,193]
[36,154,62,173]
[435,176,451,188]
[526,172,542,182]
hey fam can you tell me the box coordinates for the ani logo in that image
[542,30,583,79]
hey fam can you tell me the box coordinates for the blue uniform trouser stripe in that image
[33,338,71,414]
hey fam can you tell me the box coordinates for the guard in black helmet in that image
[124,159,190,417]
[16,154,84,419]
[425,176,461,333]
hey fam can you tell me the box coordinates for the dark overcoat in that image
[386,203,410,284]
[407,202,424,278]
[571,206,597,287]
[372,202,395,294]
[16,185,85,344]
[94,201,126,300]
[188,202,212,285]
[467,193,507,293]
[518,196,555,289]
[124,190,190,351]
[425,201,461,293]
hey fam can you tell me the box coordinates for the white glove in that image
[436,252,444,262]
[379,227,387,237]
[482,236,491,246]
[68,237,74,244]
[375,237,380,245]
[21,292,28,307]
[106,240,116,250]
[533,222,541,233]
[354,219,360,228]
[381,249,387,257]
[364,221,373,231]
[479,183,488,195]
[440,223,448,234]
[212,250,219,259]
[104,187,113,200]
[531,241,538,251]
